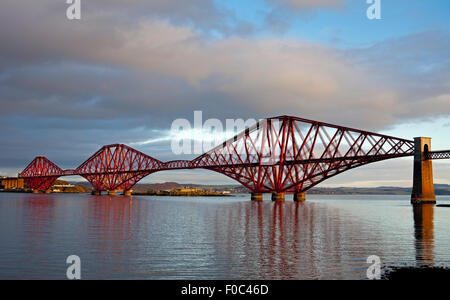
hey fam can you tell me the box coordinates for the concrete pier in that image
[271,193,285,202]
[32,189,40,194]
[251,192,263,201]
[293,192,306,202]
[123,190,132,197]
[108,190,117,196]
[411,137,436,204]
[91,190,101,196]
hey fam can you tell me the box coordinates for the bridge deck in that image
[17,115,447,193]
[427,150,450,160]
[19,153,415,178]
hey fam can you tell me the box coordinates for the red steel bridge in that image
[18,116,450,202]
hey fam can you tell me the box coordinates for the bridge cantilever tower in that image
[191,116,415,201]
[411,138,450,205]
[16,115,448,203]
[19,156,64,193]
[75,144,163,196]
[411,137,435,204]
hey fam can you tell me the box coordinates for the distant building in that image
[1,178,24,190]
[53,184,75,188]
[177,187,202,193]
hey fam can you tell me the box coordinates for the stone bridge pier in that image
[411,137,436,204]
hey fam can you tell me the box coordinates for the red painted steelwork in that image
[18,116,421,193]
[427,150,450,160]
[192,116,415,193]
[19,156,64,191]
[75,144,163,192]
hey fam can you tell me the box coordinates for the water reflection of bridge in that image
[413,204,434,267]
[11,194,440,279]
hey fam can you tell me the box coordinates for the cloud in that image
[1,10,448,129]
[0,0,448,181]
[348,30,450,122]
[267,0,344,11]
[0,0,252,50]
[263,0,346,32]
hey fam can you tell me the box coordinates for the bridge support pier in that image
[411,137,436,205]
[108,190,117,196]
[272,193,285,202]
[251,193,263,201]
[293,192,306,202]
[45,190,51,194]
[123,190,132,197]
[32,189,40,194]
[91,190,101,196]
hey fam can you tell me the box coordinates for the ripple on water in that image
[1,193,450,279]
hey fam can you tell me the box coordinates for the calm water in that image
[1,192,450,280]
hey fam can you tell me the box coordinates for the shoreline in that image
[132,192,232,197]
[0,190,232,196]
[382,266,450,280]
[2,190,450,198]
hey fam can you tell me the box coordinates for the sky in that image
[0,0,449,187]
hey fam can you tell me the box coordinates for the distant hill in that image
[71,181,185,193]
[131,182,184,193]
[308,184,450,195]
[434,184,450,195]
[51,180,89,193]
[68,181,450,195]
[183,183,450,195]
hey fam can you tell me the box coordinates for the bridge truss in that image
[18,116,419,193]
[427,150,450,160]
[192,116,414,193]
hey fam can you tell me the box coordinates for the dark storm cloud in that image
[0,115,177,170]
[0,59,239,125]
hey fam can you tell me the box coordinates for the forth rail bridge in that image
[6,116,450,204]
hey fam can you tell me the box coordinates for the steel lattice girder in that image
[25,177,60,191]
[192,116,415,193]
[427,150,450,160]
[17,116,422,193]
[19,156,63,190]
[20,156,63,178]
[75,144,162,191]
